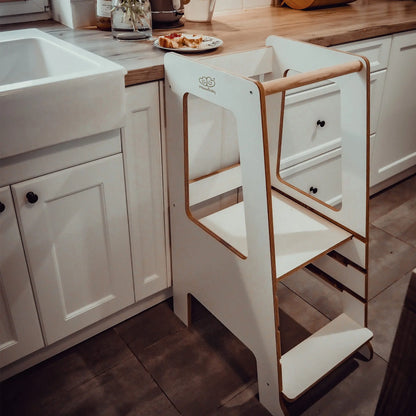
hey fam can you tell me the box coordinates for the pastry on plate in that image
[158,33,203,49]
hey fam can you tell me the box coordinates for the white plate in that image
[153,35,223,53]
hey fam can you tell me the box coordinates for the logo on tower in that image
[199,76,216,94]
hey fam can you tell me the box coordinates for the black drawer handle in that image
[26,192,39,204]
[317,120,326,128]
[309,186,318,194]
[0,201,5,213]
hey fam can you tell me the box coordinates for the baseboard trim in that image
[0,288,172,381]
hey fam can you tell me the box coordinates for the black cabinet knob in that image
[317,120,326,127]
[26,192,39,204]
[0,201,5,213]
[309,186,318,194]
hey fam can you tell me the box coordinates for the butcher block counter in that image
[3,0,416,86]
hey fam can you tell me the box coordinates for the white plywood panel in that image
[12,155,134,344]
[200,46,273,78]
[199,191,352,279]
[280,313,373,401]
[165,38,369,415]
[165,51,282,415]
[334,237,366,269]
[189,164,242,206]
[266,35,369,239]
[313,255,366,298]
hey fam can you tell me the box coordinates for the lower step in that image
[280,313,373,401]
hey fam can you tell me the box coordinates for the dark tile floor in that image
[1,174,415,416]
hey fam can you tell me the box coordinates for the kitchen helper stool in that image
[165,36,373,416]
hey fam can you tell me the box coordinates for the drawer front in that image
[334,36,392,72]
[0,129,122,188]
[280,148,342,207]
[280,83,341,169]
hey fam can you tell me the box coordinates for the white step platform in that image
[280,313,373,401]
[199,190,352,279]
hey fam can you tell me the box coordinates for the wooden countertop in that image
[3,0,416,86]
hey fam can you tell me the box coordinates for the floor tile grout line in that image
[114,322,187,356]
[115,329,183,415]
[368,270,414,302]
[217,380,259,409]
[61,352,137,396]
[370,224,416,250]
[279,278,395,365]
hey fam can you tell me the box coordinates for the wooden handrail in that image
[261,60,363,96]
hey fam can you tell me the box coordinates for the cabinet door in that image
[12,154,134,345]
[0,186,44,367]
[372,30,416,185]
[124,82,170,301]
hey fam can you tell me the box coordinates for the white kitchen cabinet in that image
[0,0,48,16]
[11,154,134,345]
[1,83,172,374]
[0,186,44,367]
[371,30,416,185]
[123,82,170,301]
[0,0,50,26]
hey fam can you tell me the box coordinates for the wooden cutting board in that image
[281,0,356,9]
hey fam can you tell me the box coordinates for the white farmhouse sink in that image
[0,29,127,159]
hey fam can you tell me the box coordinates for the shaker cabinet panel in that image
[0,186,44,367]
[11,155,134,345]
[123,82,170,301]
[371,30,416,185]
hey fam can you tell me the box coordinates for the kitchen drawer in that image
[279,72,380,172]
[0,129,121,187]
[280,83,341,169]
[334,35,392,72]
[280,148,341,208]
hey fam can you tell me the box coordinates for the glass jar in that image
[111,0,152,40]
[96,0,112,30]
